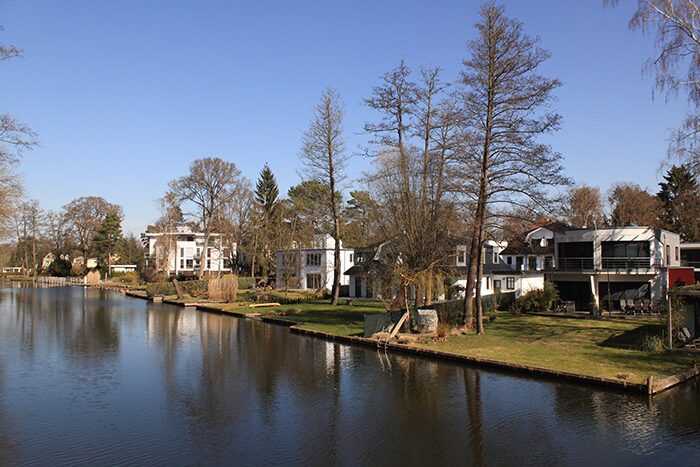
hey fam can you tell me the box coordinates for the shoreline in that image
[112,286,700,396]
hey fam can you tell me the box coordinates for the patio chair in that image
[633,300,643,315]
[680,327,700,348]
[620,299,632,315]
[565,301,576,313]
[642,299,651,314]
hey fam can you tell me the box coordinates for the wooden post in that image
[647,375,654,395]
[667,294,673,350]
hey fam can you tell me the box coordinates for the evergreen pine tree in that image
[252,163,280,279]
[93,211,123,275]
[657,165,700,240]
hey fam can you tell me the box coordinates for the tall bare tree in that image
[563,185,605,228]
[168,157,244,278]
[364,61,458,309]
[609,1,700,171]
[458,4,567,333]
[300,87,348,305]
[0,27,38,227]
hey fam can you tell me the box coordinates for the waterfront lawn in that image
[415,313,697,383]
[273,300,386,335]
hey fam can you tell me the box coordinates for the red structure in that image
[668,267,695,288]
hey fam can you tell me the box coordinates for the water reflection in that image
[0,286,698,465]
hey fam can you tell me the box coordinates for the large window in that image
[306,253,321,266]
[601,241,649,258]
[557,242,594,270]
[306,273,321,289]
[457,249,466,264]
[506,277,515,290]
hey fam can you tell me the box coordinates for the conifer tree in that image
[93,210,123,276]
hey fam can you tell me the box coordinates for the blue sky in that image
[0,0,689,235]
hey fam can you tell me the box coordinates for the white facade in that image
[551,227,681,309]
[142,227,232,275]
[110,264,137,274]
[276,235,353,291]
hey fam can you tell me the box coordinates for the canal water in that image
[0,286,698,466]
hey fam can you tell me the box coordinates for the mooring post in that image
[647,375,654,395]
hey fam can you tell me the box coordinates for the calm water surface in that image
[0,286,699,466]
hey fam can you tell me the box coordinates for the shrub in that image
[639,333,664,352]
[238,276,259,290]
[47,258,72,277]
[512,281,559,313]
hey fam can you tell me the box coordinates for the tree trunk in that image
[198,232,210,279]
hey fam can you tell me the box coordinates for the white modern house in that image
[453,239,545,299]
[549,226,681,310]
[275,235,353,291]
[499,222,570,272]
[680,242,700,283]
[142,226,233,276]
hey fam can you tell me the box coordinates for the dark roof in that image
[524,221,571,236]
[500,239,553,256]
[455,261,527,275]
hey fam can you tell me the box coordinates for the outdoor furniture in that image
[642,299,651,314]
[620,299,633,315]
[680,327,700,348]
[633,300,643,315]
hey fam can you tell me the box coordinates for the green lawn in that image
[414,313,697,383]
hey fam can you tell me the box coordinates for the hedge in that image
[238,276,261,290]
[145,279,209,297]
[430,292,516,325]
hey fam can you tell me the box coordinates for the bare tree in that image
[63,196,121,259]
[608,182,661,226]
[609,1,700,171]
[458,4,568,334]
[563,185,605,228]
[43,209,70,254]
[364,61,459,310]
[168,157,244,278]
[0,27,38,227]
[150,193,184,277]
[300,87,348,305]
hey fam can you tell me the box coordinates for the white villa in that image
[275,235,353,291]
[549,226,681,310]
[142,226,233,276]
[680,242,700,283]
[453,239,545,299]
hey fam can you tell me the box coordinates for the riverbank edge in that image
[122,288,699,395]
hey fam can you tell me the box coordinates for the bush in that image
[47,258,72,277]
[146,279,208,297]
[238,276,260,289]
[512,281,559,313]
[112,271,140,284]
[639,333,664,352]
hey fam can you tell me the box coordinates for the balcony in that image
[555,257,594,271]
[681,259,700,269]
[601,257,655,270]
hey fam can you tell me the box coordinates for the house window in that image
[458,249,466,263]
[207,248,212,258]
[306,253,321,266]
[186,259,193,269]
[506,256,513,265]
[493,252,499,263]
[180,247,184,257]
[528,257,537,271]
[485,276,491,289]
[675,246,679,261]
[196,248,200,257]
[349,253,354,263]
[506,277,515,290]
[207,259,211,269]
[180,259,184,269]
[666,245,670,266]
[306,273,321,289]
[494,279,501,291]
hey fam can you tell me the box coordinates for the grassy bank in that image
[410,313,696,384]
[125,285,697,385]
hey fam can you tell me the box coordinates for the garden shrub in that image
[639,333,664,352]
[238,276,259,290]
[512,281,559,313]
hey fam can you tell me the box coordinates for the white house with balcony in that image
[680,243,700,283]
[452,239,545,299]
[549,227,680,310]
[276,235,353,292]
[142,226,233,276]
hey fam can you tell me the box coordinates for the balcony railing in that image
[681,259,700,269]
[556,257,594,271]
[601,257,654,270]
